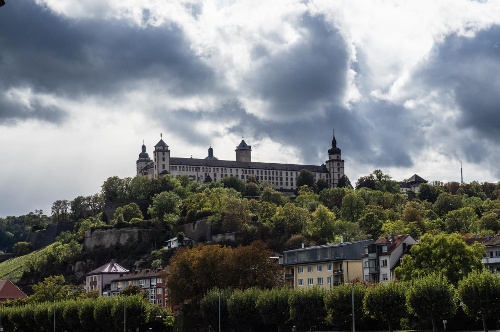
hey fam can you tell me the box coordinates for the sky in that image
[1,0,500,217]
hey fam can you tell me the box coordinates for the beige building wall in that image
[286,260,362,290]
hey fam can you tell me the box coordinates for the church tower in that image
[153,134,170,178]
[326,129,344,187]
[235,139,252,162]
[136,141,154,177]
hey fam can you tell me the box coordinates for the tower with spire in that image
[136,140,154,177]
[153,133,170,178]
[325,129,344,187]
[235,139,252,162]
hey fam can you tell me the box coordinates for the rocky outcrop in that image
[84,228,166,251]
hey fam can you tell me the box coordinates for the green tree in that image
[148,191,181,228]
[227,288,262,331]
[113,202,143,223]
[341,192,366,223]
[445,207,478,233]
[337,174,353,189]
[260,187,289,206]
[457,270,500,332]
[395,233,485,285]
[406,274,457,332]
[120,284,148,298]
[363,282,407,332]
[30,275,72,303]
[101,176,129,201]
[221,176,246,194]
[51,199,70,223]
[271,203,310,238]
[129,175,153,200]
[256,288,291,332]
[289,287,326,332]
[318,187,348,211]
[306,204,335,242]
[324,283,365,329]
[12,241,32,256]
[200,288,232,330]
[433,192,463,217]
[418,183,441,203]
[244,182,261,197]
[296,169,316,191]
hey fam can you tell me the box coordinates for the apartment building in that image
[280,240,373,289]
[110,268,168,307]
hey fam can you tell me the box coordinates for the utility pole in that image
[351,282,355,332]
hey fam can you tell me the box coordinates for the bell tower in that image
[325,129,344,187]
[235,139,252,162]
[153,133,170,178]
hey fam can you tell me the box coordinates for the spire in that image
[328,128,341,155]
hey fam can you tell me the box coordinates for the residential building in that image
[85,260,129,296]
[136,130,345,191]
[399,174,427,193]
[110,268,168,308]
[0,280,27,302]
[280,240,373,289]
[164,236,194,250]
[362,234,416,283]
[482,236,500,272]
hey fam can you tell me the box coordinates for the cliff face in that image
[84,228,166,251]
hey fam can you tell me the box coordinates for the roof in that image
[87,261,129,275]
[166,236,193,243]
[155,139,169,148]
[405,174,427,184]
[170,157,329,173]
[236,140,251,151]
[112,268,167,282]
[483,235,500,246]
[0,280,27,300]
[373,234,413,255]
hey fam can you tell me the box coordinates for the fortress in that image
[136,130,345,191]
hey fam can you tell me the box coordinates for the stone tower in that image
[136,141,153,177]
[235,139,252,162]
[326,129,344,187]
[153,134,170,178]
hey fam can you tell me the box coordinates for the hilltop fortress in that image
[136,130,345,192]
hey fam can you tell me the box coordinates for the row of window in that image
[298,276,338,286]
[297,263,342,273]
[364,259,388,268]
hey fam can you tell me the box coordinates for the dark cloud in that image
[0,1,216,123]
[413,25,500,168]
[0,96,67,125]
[245,13,350,118]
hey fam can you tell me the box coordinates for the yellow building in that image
[280,240,372,289]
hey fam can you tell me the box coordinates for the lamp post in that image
[218,291,221,332]
[351,282,355,332]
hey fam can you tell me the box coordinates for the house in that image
[137,130,346,191]
[85,260,129,296]
[110,268,169,308]
[362,234,416,283]
[280,240,373,289]
[164,236,194,250]
[0,280,27,302]
[482,236,500,272]
[399,174,427,193]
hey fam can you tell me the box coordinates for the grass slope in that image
[0,248,45,282]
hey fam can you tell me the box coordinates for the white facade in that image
[137,131,345,191]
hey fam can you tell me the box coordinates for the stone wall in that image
[84,228,165,251]
[181,218,211,243]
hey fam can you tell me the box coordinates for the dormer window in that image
[382,245,388,253]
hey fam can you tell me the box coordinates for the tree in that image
[227,288,262,331]
[120,284,148,298]
[31,275,72,303]
[12,241,32,256]
[113,202,143,223]
[289,287,326,332]
[444,207,478,233]
[433,192,463,217]
[355,174,376,190]
[295,186,319,211]
[222,196,251,232]
[364,282,407,332]
[256,288,291,332]
[306,204,335,242]
[260,187,289,206]
[148,191,181,227]
[406,274,457,332]
[341,192,366,223]
[221,176,246,194]
[101,176,129,201]
[457,270,500,332]
[418,183,441,203]
[129,175,154,200]
[51,199,70,223]
[337,174,353,189]
[324,283,365,329]
[200,288,232,330]
[296,169,316,191]
[244,182,261,197]
[395,233,485,285]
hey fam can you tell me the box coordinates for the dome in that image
[205,146,218,160]
[139,144,150,159]
[328,129,341,155]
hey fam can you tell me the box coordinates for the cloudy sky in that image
[1,0,500,217]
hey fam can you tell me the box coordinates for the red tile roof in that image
[0,280,27,301]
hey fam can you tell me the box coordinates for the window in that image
[327,276,332,285]
[307,266,313,273]
[308,278,314,286]
[496,251,500,257]
[317,277,323,285]
[317,264,322,272]
[381,259,388,267]
[157,288,163,294]
[382,274,388,281]
[327,263,332,271]
[298,279,304,286]
[382,245,388,252]
[298,267,304,274]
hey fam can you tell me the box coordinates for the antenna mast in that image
[460,161,464,184]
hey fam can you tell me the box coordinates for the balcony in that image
[284,273,294,279]
[482,257,500,264]
[332,269,343,275]
[368,267,379,273]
